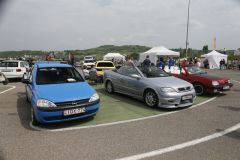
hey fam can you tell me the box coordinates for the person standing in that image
[143,55,151,67]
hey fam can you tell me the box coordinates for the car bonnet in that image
[35,82,96,103]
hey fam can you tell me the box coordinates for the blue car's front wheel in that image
[30,106,38,125]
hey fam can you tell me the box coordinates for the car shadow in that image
[218,105,240,112]
[16,92,35,131]
[216,129,240,140]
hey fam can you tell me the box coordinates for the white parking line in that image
[0,85,16,95]
[30,97,217,132]
[232,79,240,84]
[116,122,240,160]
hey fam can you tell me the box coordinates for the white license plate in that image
[223,86,230,90]
[64,108,86,116]
[182,95,193,100]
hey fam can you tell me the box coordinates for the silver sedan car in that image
[104,64,196,108]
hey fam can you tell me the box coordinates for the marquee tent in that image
[201,50,227,69]
[103,53,125,62]
[139,46,180,65]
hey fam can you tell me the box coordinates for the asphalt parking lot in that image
[0,69,239,160]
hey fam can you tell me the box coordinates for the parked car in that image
[83,60,96,69]
[170,65,233,95]
[0,72,8,85]
[88,61,116,83]
[104,64,196,108]
[0,60,29,79]
[22,62,100,124]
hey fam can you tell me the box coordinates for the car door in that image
[118,66,142,97]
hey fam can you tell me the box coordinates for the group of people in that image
[219,59,226,70]
[142,55,176,70]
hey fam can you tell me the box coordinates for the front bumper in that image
[158,90,196,108]
[34,102,100,123]
[210,83,233,93]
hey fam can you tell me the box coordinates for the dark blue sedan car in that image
[22,62,100,124]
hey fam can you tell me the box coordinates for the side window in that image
[20,62,24,67]
[124,67,140,77]
[29,67,34,82]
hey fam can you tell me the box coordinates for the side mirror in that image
[22,73,31,84]
[130,74,141,80]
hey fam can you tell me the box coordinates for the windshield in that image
[96,62,114,67]
[185,66,206,74]
[36,67,84,85]
[139,66,170,78]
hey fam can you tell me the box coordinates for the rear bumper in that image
[34,103,100,123]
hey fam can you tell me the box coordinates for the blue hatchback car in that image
[22,62,100,124]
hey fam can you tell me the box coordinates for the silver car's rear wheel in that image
[144,90,158,107]
[106,81,114,93]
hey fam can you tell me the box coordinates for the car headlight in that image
[160,87,176,93]
[212,81,219,86]
[89,93,100,102]
[37,99,57,108]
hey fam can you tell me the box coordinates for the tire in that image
[144,89,159,107]
[106,81,114,93]
[30,106,38,125]
[2,75,8,85]
[194,83,204,96]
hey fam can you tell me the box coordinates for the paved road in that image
[0,69,239,160]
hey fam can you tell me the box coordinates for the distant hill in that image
[0,45,237,60]
[0,45,150,60]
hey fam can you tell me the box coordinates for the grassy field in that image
[38,84,212,129]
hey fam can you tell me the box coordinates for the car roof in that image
[96,61,113,63]
[35,61,72,68]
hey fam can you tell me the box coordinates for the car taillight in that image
[16,69,22,72]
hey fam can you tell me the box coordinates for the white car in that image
[83,60,96,69]
[0,60,29,79]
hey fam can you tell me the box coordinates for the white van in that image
[0,60,29,79]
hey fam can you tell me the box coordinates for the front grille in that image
[178,86,191,92]
[55,99,90,107]
[38,99,99,112]
[180,99,193,104]
[44,108,98,121]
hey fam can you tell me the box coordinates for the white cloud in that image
[0,0,239,51]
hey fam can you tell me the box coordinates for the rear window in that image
[96,62,114,67]
[0,62,18,67]
[36,67,84,85]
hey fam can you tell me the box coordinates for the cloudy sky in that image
[0,0,239,51]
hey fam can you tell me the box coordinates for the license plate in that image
[64,107,86,116]
[223,86,230,90]
[182,95,193,100]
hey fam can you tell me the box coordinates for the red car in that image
[171,66,233,95]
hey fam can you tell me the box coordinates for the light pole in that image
[185,0,191,58]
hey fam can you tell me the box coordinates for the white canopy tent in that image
[201,50,227,69]
[139,46,180,65]
[103,53,125,62]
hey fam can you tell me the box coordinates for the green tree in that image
[202,45,208,53]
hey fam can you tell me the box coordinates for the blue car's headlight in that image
[89,93,100,102]
[37,99,57,108]
[160,87,176,93]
